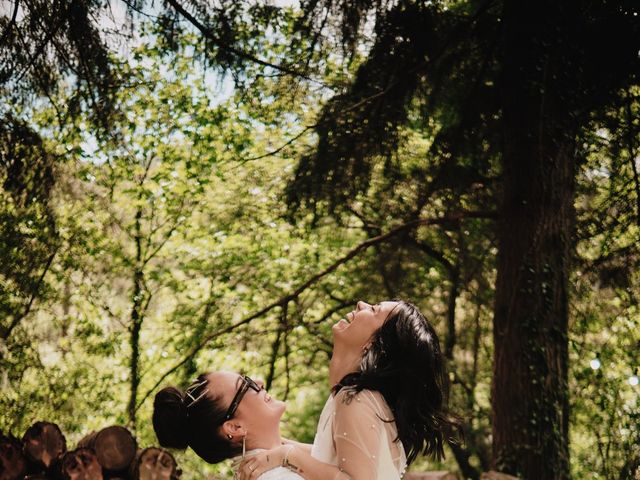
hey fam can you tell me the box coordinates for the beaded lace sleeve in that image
[331,389,398,480]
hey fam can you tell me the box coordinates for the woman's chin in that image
[332,319,350,333]
[266,394,286,410]
[271,399,287,418]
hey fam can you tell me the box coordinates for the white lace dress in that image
[311,388,407,480]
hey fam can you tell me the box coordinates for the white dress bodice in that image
[311,389,407,479]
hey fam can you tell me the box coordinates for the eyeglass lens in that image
[224,375,262,420]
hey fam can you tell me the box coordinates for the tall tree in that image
[492,2,577,475]
[250,0,637,477]
[493,1,637,476]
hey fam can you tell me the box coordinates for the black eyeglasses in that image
[224,375,262,420]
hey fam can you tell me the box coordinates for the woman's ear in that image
[221,420,246,440]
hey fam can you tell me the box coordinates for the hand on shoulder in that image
[238,445,299,480]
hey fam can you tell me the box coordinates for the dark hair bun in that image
[152,387,189,450]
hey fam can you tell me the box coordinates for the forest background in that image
[0,1,638,479]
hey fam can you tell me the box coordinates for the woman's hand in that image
[238,445,291,480]
[281,438,313,453]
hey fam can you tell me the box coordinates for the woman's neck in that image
[246,430,282,451]
[329,346,362,388]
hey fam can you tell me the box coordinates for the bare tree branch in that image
[135,210,496,410]
[265,324,282,391]
[282,302,291,401]
[407,235,456,273]
[308,299,353,325]
[238,125,315,163]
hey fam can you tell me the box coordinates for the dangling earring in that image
[227,434,233,440]
[242,433,246,459]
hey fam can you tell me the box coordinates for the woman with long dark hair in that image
[240,300,462,480]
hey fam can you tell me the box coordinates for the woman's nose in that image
[256,379,265,390]
[357,301,370,311]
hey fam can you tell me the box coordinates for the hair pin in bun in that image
[184,379,209,409]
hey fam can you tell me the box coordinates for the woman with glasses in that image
[152,371,303,479]
[239,300,462,480]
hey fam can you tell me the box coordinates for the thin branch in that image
[0,0,19,47]
[165,0,313,81]
[470,284,485,410]
[118,0,161,21]
[625,89,640,226]
[135,306,265,411]
[238,125,315,163]
[265,324,282,392]
[300,322,333,352]
[407,235,456,273]
[235,89,403,164]
[142,215,186,267]
[2,248,57,340]
[135,210,496,410]
[13,9,67,85]
[282,303,291,401]
[346,207,397,296]
[444,266,460,360]
[308,300,353,325]
[13,24,66,126]
[145,194,186,242]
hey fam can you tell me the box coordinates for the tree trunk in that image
[127,208,145,429]
[448,440,480,480]
[492,1,576,478]
[58,448,103,480]
[0,432,27,480]
[128,447,178,480]
[77,426,137,473]
[22,421,67,470]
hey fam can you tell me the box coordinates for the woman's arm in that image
[239,444,348,480]
[281,438,313,453]
[331,390,380,479]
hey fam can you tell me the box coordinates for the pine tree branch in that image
[625,89,640,226]
[0,0,19,47]
[165,0,313,81]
